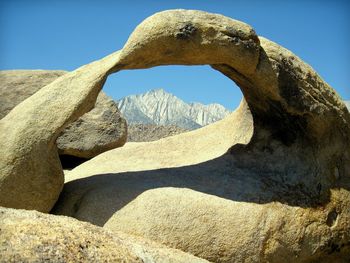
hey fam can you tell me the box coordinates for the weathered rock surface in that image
[52,9,350,262]
[0,70,67,119]
[0,52,122,212]
[104,187,350,263]
[0,70,127,159]
[54,102,253,226]
[56,92,127,158]
[0,206,207,263]
[1,9,349,262]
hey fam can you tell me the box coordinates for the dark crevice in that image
[59,155,89,170]
[212,63,309,146]
[326,209,338,227]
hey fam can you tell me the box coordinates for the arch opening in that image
[103,65,245,142]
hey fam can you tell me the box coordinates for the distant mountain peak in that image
[117,89,231,130]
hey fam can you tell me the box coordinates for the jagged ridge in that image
[117,89,231,130]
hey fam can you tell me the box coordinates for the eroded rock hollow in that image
[1,9,349,262]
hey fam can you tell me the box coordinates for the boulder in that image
[56,92,127,159]
[0,206,207,262]
[0,70,66,119]
[52,9,350,262]
[104,187,350,263]
[0,70,127,159]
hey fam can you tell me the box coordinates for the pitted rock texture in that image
[0,206,208,263]
[1,9,349,262]
[0,70,127,159]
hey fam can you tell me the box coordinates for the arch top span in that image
[110,9,349,145]
[116,9,261,74]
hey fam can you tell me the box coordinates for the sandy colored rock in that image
[53,9,350,262]
[0,70,127,159]
[53,102,253,226]
[115,231,209,263]
[0,51,122,212]
[0,206,207,263]
[0,206,140,262]
[104,187,350,263]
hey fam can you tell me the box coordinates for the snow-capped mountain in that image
[117,89,231,130]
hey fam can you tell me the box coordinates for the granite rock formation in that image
[0,70,127,160]
[0,52,122,212]
[104,187,350,263]
[1,9,349,262]
[53,10,350,262]
[0,206,208,262]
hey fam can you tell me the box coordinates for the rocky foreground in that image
[1,10,350,262]
[0,207,207,262]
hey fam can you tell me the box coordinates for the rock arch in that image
[1,9,349,262]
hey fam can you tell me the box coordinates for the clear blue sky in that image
[1,0,349,110]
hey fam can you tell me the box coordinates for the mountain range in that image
[117,89,231,130]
